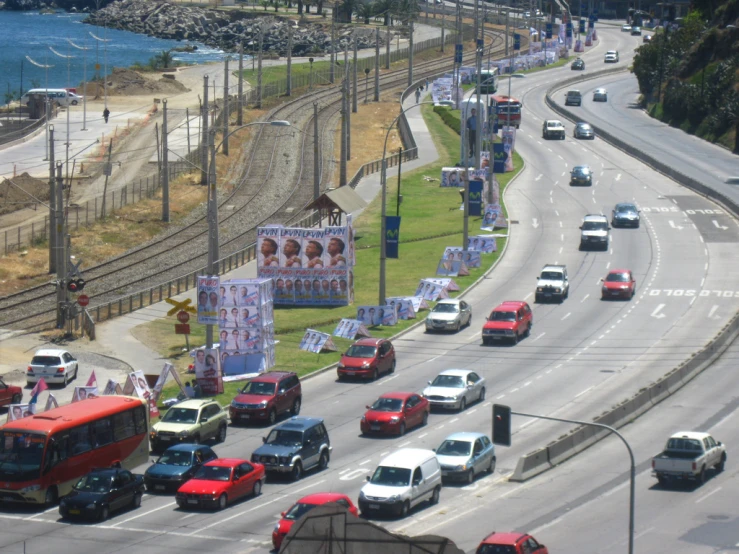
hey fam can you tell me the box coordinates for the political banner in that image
[103,379,121,395]
[385,216,401,259]
[325,226,349,267]
[275,269,295,303]
[197,276,220,325]
[481,204,499,230]
[468,235,498,253]
[436,259,469,277]
[45,393,59,411]
[443,247,481,269]
[151,363,182,402]
[386,297,417,319]
[409,295,430,312]
[579,19,586,33]
[293,268,313,305]
[502,127,516,172]
[333,318,371,339]
[257,227,281,269]
[493,143,506,173]
[441,167,463,187]
[381,304,399,326]
[299,330,337,353]
[415,279,450,302]
[546,22,553,39]
[513,33,521,50]
[193,348,224,395]
[6,403,35,423]
[469,180,483,216]
[427,278,460,292]
[72,386,99,402]
[330,268,350,305]
[280,227,304,268]
[302,229,325,269]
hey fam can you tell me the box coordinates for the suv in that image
[579,214,611,251]
[542,120,565,140]
[230,371,301,425]
[476,532,549,554]
[535,265,569,303]
[0,377,22,407]
[150,399,229,452]
[604,50,619,63]
[481,301,533,345]
[631,26,642,35]
[565,90,582,106]
[251,416,332,481]
[27,349,78,386]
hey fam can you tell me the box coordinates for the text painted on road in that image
[640,207,726,215]
[648,289,739,297]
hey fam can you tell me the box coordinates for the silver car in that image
[435,432,496,483]
[425,299,472,333]
[574,122,595,139]
[422,369,486,412]
[593,88,608,102]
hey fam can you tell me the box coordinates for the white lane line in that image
[522,381,532,388]
[524,292,533,300]
[449,418,459,424]
[185,494,291,534]
[635,527,655,540]
[696,487,722,504]
[532,332,546,342]
[294,480,326,494]
[561,312,571,321]
[559,246,563,254]
[339,467,353,474]
[575,386,594,398]
[418,433,428,439]
[483,402,492,407]
[111,501,177,526]
[581,294,590,303]
[467,409,478,415]
[398,441,412,448]
[359,459,373,465]
[495,395,505,400]
[555,210,559,216]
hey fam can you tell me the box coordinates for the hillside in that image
[632,0,739,152]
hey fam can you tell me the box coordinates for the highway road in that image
[0,24,737,554]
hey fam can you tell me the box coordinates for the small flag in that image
[30,378,49,404]
[86,370,97,387]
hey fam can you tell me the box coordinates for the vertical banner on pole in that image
[513,33,521,51]
[492,143,506,173]
[385,216,401,259]
[546,23,553,39]
[468,181,483,216]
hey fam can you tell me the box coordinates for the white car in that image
[425,299,472,333]
[593,88,608,101]
[604,50,620,63]
[621,24,632,32]
[422,369,486,412]
[27,349,79,386]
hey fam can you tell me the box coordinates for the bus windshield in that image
[0,431,47,482]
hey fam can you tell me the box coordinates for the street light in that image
[379,101,435,306]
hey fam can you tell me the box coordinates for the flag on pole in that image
[30,378,49,404]
[86,370,97,387]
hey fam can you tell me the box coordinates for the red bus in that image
[0,396,149,506]
[489,95,523,128]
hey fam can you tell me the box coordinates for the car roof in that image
[670,431,712,440]
[377,391,415,401]
[203,458,247,468]
[250,371,296,383]
[352,338,384,347]
[87,467,127,477]
[576,122,591,126]
[480,532,529,545]
[583,214,608,221]
[436,298,462,305]
[297,492,351,505]
[573,165,591,171]
[615,202,637,209]
[442,431,488,442]
[32,349,69,357]
[607,268,632,274]
[172,399,220,410]
[378,448,437,468]
[438,369,473,377]
[275,416,324,430]
[162,443,210,453]
[494,301,527,310]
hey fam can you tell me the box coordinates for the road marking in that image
[575,386,593,398]
[418,433,428,439]
[581,294,590,302]
[398,440,412,447]
[495,395,505,400]
[712,220,729,230]
[340,469,370,481]
[635,527,655,540]
[467,408,478,415]
[449,418,459,424]
[708,305,719,319]
[668,220,683,230]
[532,332,545,342]
[111,501,177,526]
[651,304,666,319]
[615,173,621,181]
[696,487,722,504]
[294,480,326,493]
[184,494,290,534]
[606,261,611,269]
[561,171,566,177]
[559,221,563,228]
[559,246,563,254]
[522,381,532,388]
[561,312,571,321]
[535,173,543,181]
[532,218,540,228]
[524,292,533,300]
[359,459,373,465]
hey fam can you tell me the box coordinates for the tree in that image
[156,50,175,69]
[260,0,270,10]
[372,0,392,25]
[354,0,373,24]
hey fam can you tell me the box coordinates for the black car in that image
[145,443,218,493]
[574,122,595,140]
[59,468,145,521]
[570,166,593,186]
[612,202,641,228]
[571,58,585,70]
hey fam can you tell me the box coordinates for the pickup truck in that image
[652,431,726,487]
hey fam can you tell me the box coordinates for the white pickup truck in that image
[652,431,726,487]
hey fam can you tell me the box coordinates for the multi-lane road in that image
[0,24,737,554]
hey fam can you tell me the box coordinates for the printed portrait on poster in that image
[6,403,35,422]
[197,276,220,325]
[72,386,99,402]
[130,370,153,401]
[460,250,481,268]
[381,304,398,326]
[324,227,348,267]
[257,227,281,268]
[437,259,466,277]
[333,318,366,339]
[441,167,462,188]
[468,235,498,253]
[386,297,417,320]
[294,268,313,305]
[195,348,223,394]
[280,227,303,268]
[301,229,325,269]
[275,268,294,303]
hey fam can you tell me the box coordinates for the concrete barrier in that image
[510,447,551,482]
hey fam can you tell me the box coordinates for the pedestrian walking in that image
[425,78,429,90]
[415,87,421,103]
[103,107,110,123]
[466,108,477,154]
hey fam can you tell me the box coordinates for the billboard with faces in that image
[257,227,281,269]
[386,297,417,319]
[196,276,220,325]
[333,318,370,339]
[441,167,463,188]
[414,279,450,302]
[324,227,349,267]
[467,235,498,253]
[301,229,326,270]
[280,227,304,268]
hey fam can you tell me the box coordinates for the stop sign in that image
[177,310,190,323]
[77,294,90,307]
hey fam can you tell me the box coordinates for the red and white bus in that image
[489,95,523,128]
[0,396,149,506]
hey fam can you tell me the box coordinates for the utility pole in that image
[223,57,230,156]
[475,43,482,169]
[374,27,380,101]
[352,34,358,113]
[474,0,479,42]
[313,102,320,200]
[505,9,509,58]
[257,26,263,109]
[287,25,293,96]
[330,8,336,84]
[48,126,56,273]
[101,139,112,218]
[161,99,170,222]
[340,76,347,187]
[441,4,445,52]
[345,45,351,160]
[54,162,67,329]
[237,44,243,125]
[386,27,391,69]
[205,129,218,351]
[408,19,414,87]
[462,138,469,251]
[201,75,209,185]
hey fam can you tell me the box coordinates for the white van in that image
[358,448,441,518]
[20,89,82,107]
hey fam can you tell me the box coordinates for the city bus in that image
[0,396,149,506]
[489,95,523,128]
[476,68,499,94]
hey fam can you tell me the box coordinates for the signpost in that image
[77,294,90,307]
[166,298,196,349]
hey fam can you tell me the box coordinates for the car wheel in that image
[292,397,301,415]
[422,411,428,426]
[71,100,78,105]
[698,467,706,485]
[100,505,110,521]
[430,486,440,505]
[398,422,406,436]
[217,424,227,443]
[455,321,461,332]
[318,450,329,470]
[291,461,303,481]
[488,457,496,473]
[479,387,486,402]
[373,368,379,381]
[466,469,475,484]
[217,494,228,511]
[44,486,58,507]
[399,501,410,518]
[268,409,277,425]
[253,479,262,497]
[11,393,22,404]
[512,332,519,345]
[74,365,78,380]
[524,324,531,338]
[132,492,142,509]
[389,359,396,374]
[716,453,726,472]
[459,397,467,413]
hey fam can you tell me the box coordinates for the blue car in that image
[144,443,218,493]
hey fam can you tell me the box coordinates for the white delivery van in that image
[358,448,441,518]
[20,89,82,107]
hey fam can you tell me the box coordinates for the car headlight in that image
[554,288,561,293]
[86,503,97,509]
[279,456,291,464]
[537,287,543,292]
[389,416,400,423]
[150,431,157,439]
[260,400,269,406]
[274,523,280,532]
[454,464,467,471]
[388,495,400,502]
[21,485,41,493]
[337,363,345,369]
[178,430,190,437]
[602,286,608,292]
[620,286,630,289]
[361,415,366,422]
[359,491,367,500]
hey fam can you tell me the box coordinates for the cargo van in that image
[358,448,441,518]
[565,90,582,106]
[20,89,82,107]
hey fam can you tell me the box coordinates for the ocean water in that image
[0,10,226,96]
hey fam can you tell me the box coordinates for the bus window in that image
[69,424,92,456]
[133,405,147,434]
[92,419,113,447]
[113,410,136,441]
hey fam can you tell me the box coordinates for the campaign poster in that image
[197,276,220,325]
[355,306,380,327]
[306,275,323,303]
[72,386,99,402]
[257,227,281,269]
[194,348,224,395]
[441,167,463,188]
[415,279,448,302]
[386,297,417,320]
[437,259,468,277]
[294,268,313,305]
[460,250,481,268]
[275,268,295,304]
[233,282,259,306]
[221,283,241,307]
[333,318,369,339]
[300,330,332,353]
[428,277,460,292]
[502,126,516,172]
[103,379,120,395]
[469,180,483,216]
[6,403,35,423]
[130,371,153,401]
[468,235,498,253]
[301,228,325,270]
[314,269,331,303]
[381,304,398,326]
[258,267,279,290]
[332,269,350,305]
[280,227,303,268]
[444,247,464,262]
[482,204,500,230]
[324,227,349,267]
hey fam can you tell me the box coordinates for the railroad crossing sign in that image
[176,310,190,324]
[68,259,83,278]
[77,294,90,307]
[165,297,196,317]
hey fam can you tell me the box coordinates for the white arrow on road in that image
[651,304,666,319]
[532,218,540,228]
[668,220,683,230]
[712,220,729,230]
[708,305,720,319]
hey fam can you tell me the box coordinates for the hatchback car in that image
[144,444,218,493]
[361,392,429,436]
[482,301,533,345]
[643,34,652,43]
[601,269,636,300]
[150,399,228,452]
[574,122,595,139]
[337,338,395,381]
[27,349,78,386]
[59,468,144,521]
[273,493,359,550]
[230,371,301,425]
[612,202,641,228]
[425,298,472,333]
[175,458,265,511]
[570,165,593,186]
[422,369,486,412]
[435,432,496,483]
[571,58,585,70]
[593,88,608,102]
[476,532,549,554]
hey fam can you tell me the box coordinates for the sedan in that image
[360,392,429,436]
[144,444,218,493]
[425,298,472,333]
[0,377,22,407]
[601,269,636,300]
[422,369,486,412]
[621,24,631,32]
[59,468,144,521]
[644,34,652,43]
[593,88,608,102]
[435,432,496,483]
[337,338,395,381]
[611,202,641,228]
[574,122,595,139]
[631,26,642,35]
[176,458,265,511]
[273,493,359,550]
[570,165,593,186]
[571,58,585,70]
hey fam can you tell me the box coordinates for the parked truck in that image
[652,431,726,487]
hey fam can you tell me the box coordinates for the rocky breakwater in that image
[84,0,381,56]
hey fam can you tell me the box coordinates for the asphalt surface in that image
[0,24,737,554]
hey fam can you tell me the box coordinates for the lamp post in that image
[67,39,90,131]
[49,46,75,186]
[25,55,54,161]
[379,101,435,306]
[364,68,370,103]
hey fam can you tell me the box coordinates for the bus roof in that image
[491,94,521,102]
[1,396,145,435]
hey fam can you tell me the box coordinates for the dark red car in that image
[476,532,549,554]
[272,493,358,550]
[229,371,301,425]
[481,301,533,345]
[601,269,636,300]
[360,392,429,436]
[337,338,396,381]
[175,458,265,511]
[0,378,22,408]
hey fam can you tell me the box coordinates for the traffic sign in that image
[165,297,196,317]
[77,294,90,307]
[177,310,190,324]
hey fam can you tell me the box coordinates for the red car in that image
[175,458,265,511]
[229,371,301,425]
[601,269,636,300]
[476,532,549,554]
[0,378,22,408]
[337,338,396,381]
[481,301,533,345]
[360,392,429,436]
[272,493,358,550]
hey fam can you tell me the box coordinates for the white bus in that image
[20,89,83,107]
[475,68,499,95]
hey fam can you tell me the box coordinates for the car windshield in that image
[546,122,560,128]
[265,429,304,446]
[582,221,607,231]
[577,124,592,130]
[490,311,516,322]
[370,398,404,412]
[74,474,113,493]
[344,345,377,358]
[616,204,636,213]
[284,502,320,521]
[370,466,412,487]
[437,439,473,456]
[606,272,630,282]
[477,545,517,554]
[541,271,563,280]
[161,408,198,424]
[157,450,194,466]
[666,438,703,451]
[573,167,590,175]
[193,465,232,482]
[432,303,459,313]
[241,381,276,396]
[430,375,465,388]
[31,356,62,366]
[0,431,46,482]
